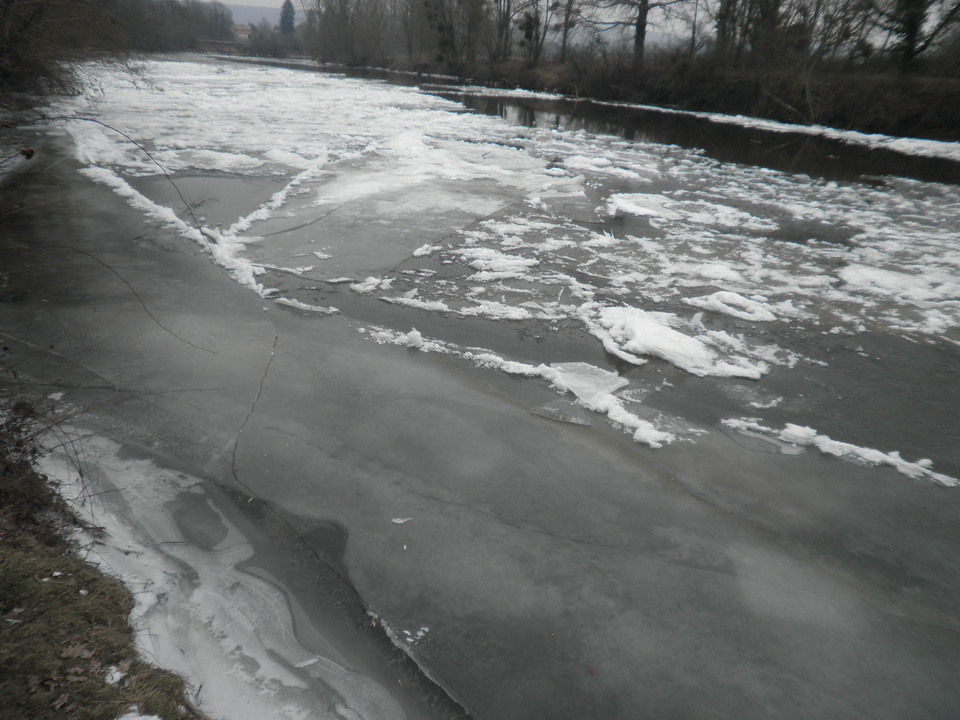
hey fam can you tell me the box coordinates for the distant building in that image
[234,25,253,42]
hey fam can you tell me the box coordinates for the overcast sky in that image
[228,1,284,8]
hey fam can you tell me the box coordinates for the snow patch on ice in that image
[403,328,425,347]
[350,276,394,295]
[460,247,540,280]
[459,300,533,320]
[413,243,442,257]
[607,194,776,231]
[585,305,769,378]
[381,296,453,313]
[274,298,340,314]
[607,193,676,219]
[722,418,958,486]
[683,291,777,322]
[563,155,650,180]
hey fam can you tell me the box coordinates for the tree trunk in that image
[559,0,574,63]
[633,0,649,68]
[898,0,925,71]
[716,0,738,59]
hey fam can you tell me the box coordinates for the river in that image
[3,55,959,720]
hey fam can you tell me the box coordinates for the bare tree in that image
[519,0,556,65]
[868,0,960,67]
[487,0,522,64]
[556,0,586,61]
[586,0,689,66]
[1,0,131,96]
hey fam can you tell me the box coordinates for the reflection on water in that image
[431,91,960,186]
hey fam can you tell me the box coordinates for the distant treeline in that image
[296,0,960,73]
[287,0,960,139]
[0,0,235,96]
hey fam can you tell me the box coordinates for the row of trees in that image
[0,0,236,95]
[124,0,236,49]
[296,0,960,71]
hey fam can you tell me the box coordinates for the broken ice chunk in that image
[549,362,629,403]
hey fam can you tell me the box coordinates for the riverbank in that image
[0,396,203,720]
[459,61,960,142]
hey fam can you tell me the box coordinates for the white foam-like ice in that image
[350,276,394,295]
[53,60,960,351]
[585,305,769,379]
[275,297,340,314]
[683,291,778,322]
[608,193,777,231]
[723,418,958,486]
[459,300,533,321]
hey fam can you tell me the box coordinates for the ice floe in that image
[583,305,770,379]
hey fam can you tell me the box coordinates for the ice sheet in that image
[49,58,960,481]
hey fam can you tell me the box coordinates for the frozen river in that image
[6,56,960,718]
[53,57,960,479]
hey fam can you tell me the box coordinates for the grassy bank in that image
[0,397,202,720]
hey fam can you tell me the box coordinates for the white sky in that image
[227,1,284,7]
